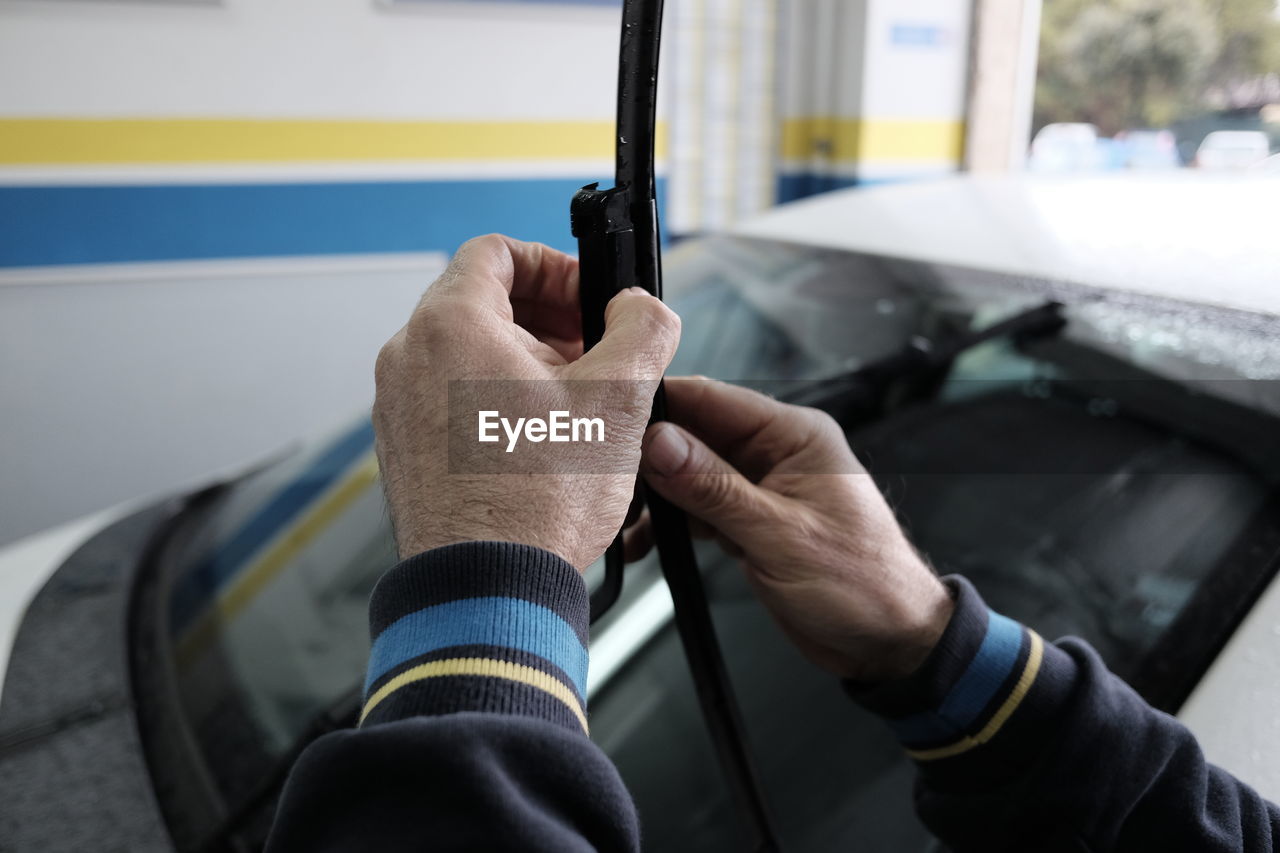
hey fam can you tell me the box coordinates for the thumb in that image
[640,421,777,544]
[571,288,681,381]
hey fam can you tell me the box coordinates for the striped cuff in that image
[849,576,1077,784]
[360,541,590,735]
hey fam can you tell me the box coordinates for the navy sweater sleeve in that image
[265,542,639,852]
[267,544,1277,852]
[850,575,1280,853]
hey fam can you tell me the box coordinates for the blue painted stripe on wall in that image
[775,172,920,204]
[777,173,860,203]
[0,177,671,268]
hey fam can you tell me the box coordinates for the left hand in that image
[372,234,681,571]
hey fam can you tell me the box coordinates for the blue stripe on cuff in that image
[888,610,1023,744]
[364,596,589,697]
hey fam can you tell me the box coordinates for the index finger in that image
[662,377,821,477]
[422,233,582,342]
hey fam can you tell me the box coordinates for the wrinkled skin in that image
[629,378,954,682]
[373,234,680,571]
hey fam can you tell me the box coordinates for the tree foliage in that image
[1036,0,1280,133]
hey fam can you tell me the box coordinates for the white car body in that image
[3,172,1279,801]
[1196,130,1272,171]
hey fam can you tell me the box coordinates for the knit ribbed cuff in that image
[847,576,1078,786]
[360,541,590,735]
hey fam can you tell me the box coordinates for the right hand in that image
[373,234,680,572]
[628,378,954,683]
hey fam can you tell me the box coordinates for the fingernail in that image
[625,286,650,296]
[645,423,689,476]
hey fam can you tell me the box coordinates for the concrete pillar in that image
[667,0,781,235]
[964,0,1042,172]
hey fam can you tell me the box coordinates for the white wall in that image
[0,0,621,119]
[0,0,630,545]
[775,0,971,191]
[0,257,443,545]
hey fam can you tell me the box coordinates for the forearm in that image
[267,543,639,853]
[851,576,1279,853]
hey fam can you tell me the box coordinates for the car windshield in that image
[150,234,1280,850]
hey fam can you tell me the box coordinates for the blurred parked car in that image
[1028,122,1101,171]
[3,174,1280,852]
[1115,129,1181,169]
[1255,152,1280,172]
[1195,130,1271,170]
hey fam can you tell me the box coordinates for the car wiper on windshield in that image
[784,300,1068,419]
[571,1,781,850]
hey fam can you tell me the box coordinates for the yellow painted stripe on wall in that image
[0,118,670,165]
[781,117,965,164]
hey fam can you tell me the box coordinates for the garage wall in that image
[0,0,638,545]
[777,0,971,201]
[0,0,633,268]
[0,0,977,544]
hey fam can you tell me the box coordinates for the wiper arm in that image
[571,2,781,850]
[785,301,1067,418]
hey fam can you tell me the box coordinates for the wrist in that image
[879,579,956,681]
[362,541,592,734]
[839,577,956,684]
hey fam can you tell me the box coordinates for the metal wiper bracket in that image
[571,1,781,850]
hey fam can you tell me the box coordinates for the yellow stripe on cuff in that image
[359,657,589,734]
[906,632,1045,762]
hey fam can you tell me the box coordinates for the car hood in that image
[0,505,137,704]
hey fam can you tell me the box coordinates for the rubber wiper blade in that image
[785,300,1067,415]
[571,2,781,850]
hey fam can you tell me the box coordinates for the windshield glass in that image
[164,420,393,803]
[152,234,1280,848]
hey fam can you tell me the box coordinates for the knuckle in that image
[618,393,653,425]
[458,233,504,256]
[785,403,839,441]
[374,339,401,386]
[413,299,478,338]
[808,407,843,438]
[440,234,504,284]
[692,472,740,516]
[643,298,682,341]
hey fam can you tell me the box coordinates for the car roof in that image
[735,173,1280,317]
[1202,130,1269,142]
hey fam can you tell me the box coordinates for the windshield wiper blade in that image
[784,300,1067,417]
[571,2,781,850]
